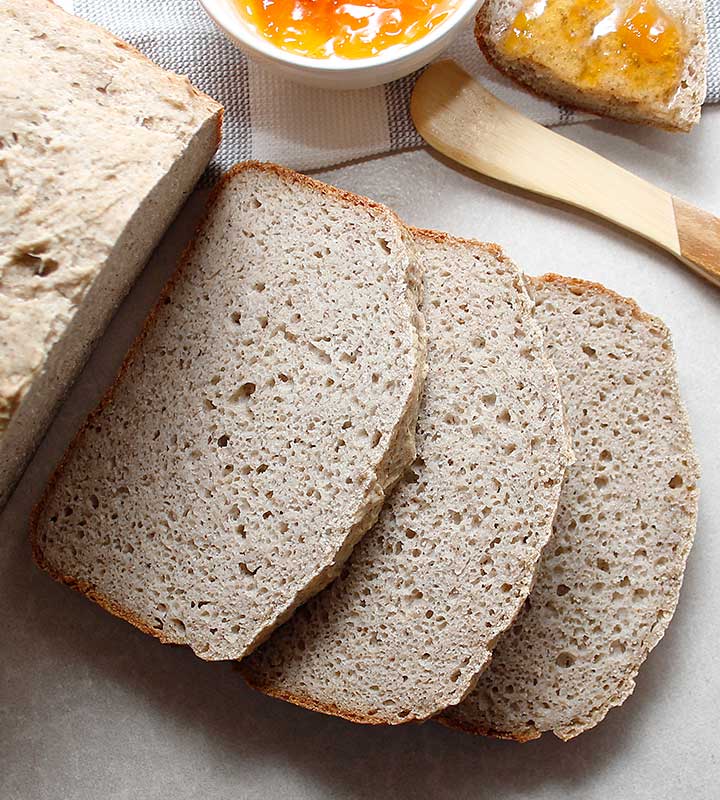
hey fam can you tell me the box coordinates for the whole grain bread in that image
[475,0,707,131]
[0,0,223,508]
[31,162,426,661]
[441,275,699,740]
[242,232,573,723]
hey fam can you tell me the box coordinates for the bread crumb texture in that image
[243,234,572,723]
[0,0,219,434]
[442,275,699,740]
[476,0,707,130]
[31,163,425,661]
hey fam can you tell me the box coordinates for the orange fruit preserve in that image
[233,0,461,59]
[501,0,687,103]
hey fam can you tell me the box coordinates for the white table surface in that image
[2,110,719,800]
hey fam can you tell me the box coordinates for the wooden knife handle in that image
[672,197,720,287]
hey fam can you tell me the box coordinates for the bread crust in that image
[410,227,503,257]
[528,273,662,327]
[244,630,490,727]
[30,161,426,659]
[42,0,224,143]
[473,5,702,133]
[435,711,540,742]
[36,0,224,150]
[438,273,700,741]
[242,674,398,725]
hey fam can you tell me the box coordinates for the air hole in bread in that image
[11,244,59,277]
[232,383,256,403]
[556,652,575,668]
[169,618,186,634]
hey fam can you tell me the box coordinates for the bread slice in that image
[475,0,707,131]
[242,232,573,723]
[0,0,222,507]
[441,275,700,740]
[31,162,426,661]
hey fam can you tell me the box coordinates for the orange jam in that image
[500,0,687,103]
[234,0,460,59]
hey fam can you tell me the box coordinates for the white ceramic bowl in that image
[198,0,484,89]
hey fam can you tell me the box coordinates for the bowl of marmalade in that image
[199,0,486,88]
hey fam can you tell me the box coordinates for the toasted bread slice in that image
[475,0,707,131]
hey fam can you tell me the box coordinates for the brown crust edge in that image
[242,646,494,727]
[437,272,700,742]
[242,673,409,726]
[30,161,425,660]
[410,226,504,258]
[435,711,541,742]
[528,272,663,328]
[473,6,696,133]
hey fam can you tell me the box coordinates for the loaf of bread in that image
[242,232,572,723]
[0,0,223,507]
[31,162,426,662]
[441,275,700,739]
[475,0,707,131]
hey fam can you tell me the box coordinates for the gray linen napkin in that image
[76,0,720,177]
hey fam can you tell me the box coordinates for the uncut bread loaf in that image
[0,0,222,507]
[442,275,700,740]
[242,232,573,723]
[31,162,426,661]
[475,0,707,131]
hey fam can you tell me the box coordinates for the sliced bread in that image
[0,0,223,507]
[475,0,707,131]
[242,232,573,723]
[31,162,426,661]
[441,275,700,740]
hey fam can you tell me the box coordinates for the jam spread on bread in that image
[234,0,459,59]
[500,0,686,103]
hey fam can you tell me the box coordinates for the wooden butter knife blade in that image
[411,60,720,287]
